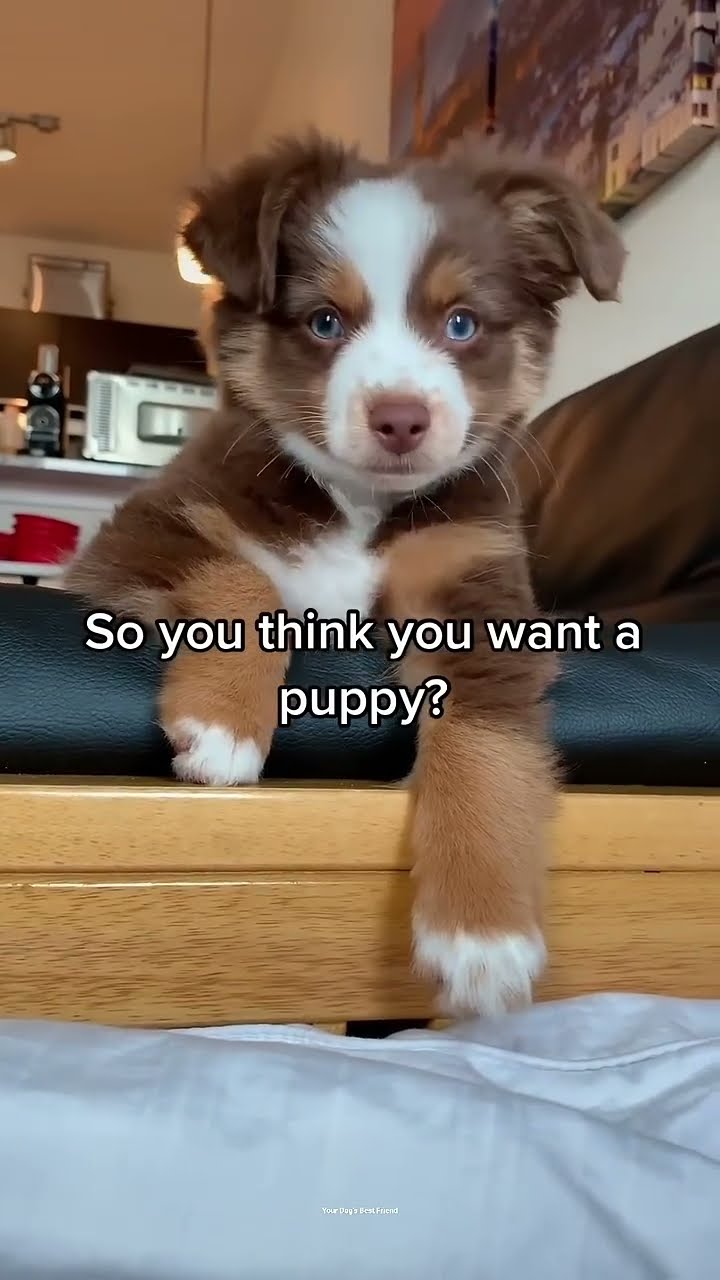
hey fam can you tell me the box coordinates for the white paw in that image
[413,923,547,1015]
[170,718,264,786]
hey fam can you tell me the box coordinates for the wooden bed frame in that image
[1,779,718,1029]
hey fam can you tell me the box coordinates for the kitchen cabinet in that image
[0,306,203,404]
[0,310,62,398]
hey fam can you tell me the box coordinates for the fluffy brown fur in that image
[67,131,624,1014]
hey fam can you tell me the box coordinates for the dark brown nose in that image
[367,397,430,455]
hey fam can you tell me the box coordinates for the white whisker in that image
[255,452,283,479]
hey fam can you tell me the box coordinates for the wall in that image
[0,233,202,330]
[0,0,394,334]
[539,141,720,413]
[250,0,394,159]
[0,0,394,331]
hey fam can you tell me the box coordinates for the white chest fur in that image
[237,528,380,618]
[236,491,385,621]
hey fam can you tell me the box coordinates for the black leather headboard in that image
[1,585,718,787]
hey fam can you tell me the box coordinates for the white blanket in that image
[0,994,718,1279]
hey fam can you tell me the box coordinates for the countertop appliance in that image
[23,344,66,458]
[84,371,217,467]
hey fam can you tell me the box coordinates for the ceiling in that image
[0,0,291,250]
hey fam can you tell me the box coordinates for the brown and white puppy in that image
[67,133,624,1015]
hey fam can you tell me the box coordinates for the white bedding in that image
[0,993,718,1279]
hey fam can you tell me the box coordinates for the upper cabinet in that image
[0,306,202,404]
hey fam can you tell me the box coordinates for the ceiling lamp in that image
[0,113,60,164]
[0,122,17,164]
[177,240,211,285]
[177,0,213,284]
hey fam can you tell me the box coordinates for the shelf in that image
[0,559,64,578]
[0,455,153,482]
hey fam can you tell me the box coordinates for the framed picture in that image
[390,0,718,212]
[495,0,719,211]
[390,0,497,158]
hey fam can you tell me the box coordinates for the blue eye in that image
[308,307,345,341]
[445,309,478,342]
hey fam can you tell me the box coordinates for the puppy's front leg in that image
[384,524,556,1015]
[160,557,286,786]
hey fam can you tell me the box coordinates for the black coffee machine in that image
[23,344,66,457]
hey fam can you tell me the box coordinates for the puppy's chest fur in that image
[236,497,385,618]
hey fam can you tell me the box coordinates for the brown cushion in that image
[518,324,720,623]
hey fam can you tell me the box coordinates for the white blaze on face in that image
[317,178,474,490]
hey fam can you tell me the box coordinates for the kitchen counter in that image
[0,455,152,482]
[0,559,65,585]
[0,454,151,558]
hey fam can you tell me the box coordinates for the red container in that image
[12,513,80,565]
[0,530,15,559]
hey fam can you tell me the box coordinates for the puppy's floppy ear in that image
[447,140,625,304]
[180,132,352,311]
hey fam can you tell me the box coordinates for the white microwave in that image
[84,371,217,468]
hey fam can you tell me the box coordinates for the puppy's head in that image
[182,132,624,495]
